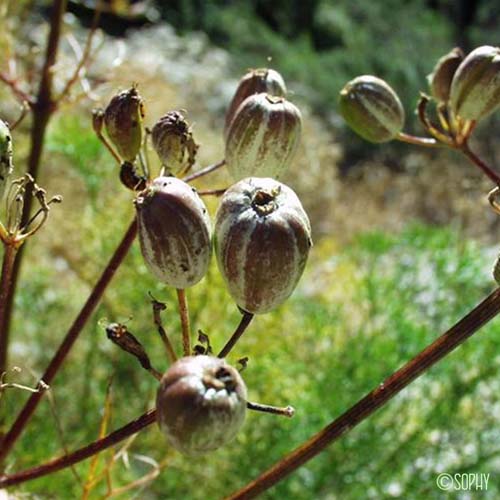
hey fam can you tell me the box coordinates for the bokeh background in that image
[1,0,500,498]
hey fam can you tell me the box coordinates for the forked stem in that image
[176,289,191,356]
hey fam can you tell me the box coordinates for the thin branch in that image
[0,71,35,105]
[396,132,440,148]
[57,4,101,102]
[0,0,68,400]
[218,311,254,358]
[225,287,500,499]
[176,289,191,356]
[461,142,500,187]
[0,244,19,375]
[198,188,227,197]
[182,159,225,183]
[0,409,157,487]
[0,218,138,464]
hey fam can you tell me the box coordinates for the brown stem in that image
[0,0,67,396]
[225,287,500,499]
[218,311,254,358]
[0,218,138,464]
[0,244,19,376]
[461,142,500,186]
[176,289,191,356]
[246,401,295,418]
[0,409,157,488]
[182,159,225,183]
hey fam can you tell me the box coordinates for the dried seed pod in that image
[224,68,287,137]
[215,177,312,314]
[0,119,13,199]
[156,355,247,455]
[339,75,405,143]
[135,176,212,288]
[104,86,145,161]
[151,111,199,176]
[119,161,147,191]
[225,93,301,181]
[450,45,500,121]
[427,47,464,103]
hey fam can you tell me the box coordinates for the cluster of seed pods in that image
[101,68,311,455]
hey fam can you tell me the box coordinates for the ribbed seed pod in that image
[224,68,287,137]
[135,176,211,288]
[450,45,500,121]
[427,47,464,103]
[0,119,13,199]
[156,355,247,456]
[104,86,145,161]
[225,93,301,181]
[339,75,405,143]
[151,111,198,176]
[215,177,312,314]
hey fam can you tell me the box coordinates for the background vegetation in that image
[0,1,499,498]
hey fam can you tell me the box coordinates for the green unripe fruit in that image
[450,45,500,121]
[339,75,405,143]
[428,47,464,103]
[104,87,145,161]
[156,356,247,456]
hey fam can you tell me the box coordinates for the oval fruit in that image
[224,68,287,137]
[225,93,302,181]
[215,177,312,314]
[156,355,247,456]
[135,176,211,288]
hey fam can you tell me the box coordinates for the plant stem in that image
[461,143,500,186]
[246,401,295,418]
[396,132,440,148]
[0,409,157,488]
[176,289,191,356]
[218,311,254,358]
[182,159,225,183]
[2,287,500,489]
[0,218,138,465]
[198,188,227,197]
[0,0,67,393]
[225,287,500,499]
[0,244,19,376]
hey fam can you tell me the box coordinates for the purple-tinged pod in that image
[104,86,145,162]
[135,176,211,288]
[427,47,464,103]
[450,45,500,121]
[339,75,404,143]
[224,68,287,137]
[225,93,301,181]
[151,111,198,176]
[215,177,312,314]
[156,355,247,456]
